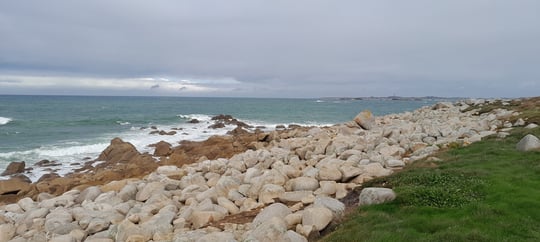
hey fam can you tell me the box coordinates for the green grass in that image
[322,127,540,242]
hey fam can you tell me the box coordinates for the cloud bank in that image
[1,1,539,97]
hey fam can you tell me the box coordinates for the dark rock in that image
[151,126,158,130]
[149,130,160,135]
[208,123,226,129]
[211,114,234,121]
[1,161,25,176]
[288,124,302,129]
[188,119,200,124]
[227,127,249,136]
[276,125,286,130]
[34,160,60,167]
[159,130,177,135]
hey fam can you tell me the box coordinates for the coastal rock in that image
[0,178,31,195]
[247,216,288,242]
[136,182,165,202]
[153,141,172,156]
[354,110,375,130]
[75,186,102,203]
[285,177,319,191]
[313,196,345,218]
[516,134,540,151]
[384,159,405,168]
[97,138,139,163]
[525,123,538,129]
[252,203,292,228]
[0,223,15,242]
[1,161,25,176]
[359,187,396,206]
[301,207,333,231]
[259,184,286,204]
[197,232,236,242]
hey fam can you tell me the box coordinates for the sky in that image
[0,1,539,98]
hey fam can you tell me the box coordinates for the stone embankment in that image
[0,99,532,242]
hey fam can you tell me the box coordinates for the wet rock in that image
[35,159,61,167]
[1,161,25,176]
[188,119,200,123]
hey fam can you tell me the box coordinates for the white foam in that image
[0,114,335,182]
[116,121,131,126]
[177,114,214,122]
[0,117,12,125]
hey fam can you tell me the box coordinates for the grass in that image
[322,126,540,242]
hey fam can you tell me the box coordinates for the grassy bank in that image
[323,126,540,241]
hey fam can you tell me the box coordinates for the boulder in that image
[384,159,405,168]
[279,191,313,203]
[0,178,31,195]
[197,232,236,242]
[313,196,345,218]
[252,203,292,228]
[75,186,102,203]
[259,184,286,204]
[359,187,396,206]
[354,110,375,130]
[525,123,538,129]
[136,182,165,202]
[153,141,172,156]
[318,166,342,181]
[301,207,333,231]
[516,134,540,151]
[1,161,25,176]
[0,223,15,242]
[248,217,288,242]
[285,177,319,191]
[97,138,140,163]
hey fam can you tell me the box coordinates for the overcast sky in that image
[1,1,539,98]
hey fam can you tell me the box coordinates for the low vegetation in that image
[323,107,540,241]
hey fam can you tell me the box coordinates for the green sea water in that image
[0,95,441,180]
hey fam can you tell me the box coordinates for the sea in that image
[0,95,443,181]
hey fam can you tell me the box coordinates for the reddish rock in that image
[0,178,31,195]
[1,161,25,176]
[97,138,140,163]
[153,141,172,156]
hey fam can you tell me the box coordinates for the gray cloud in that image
[0,0,539,98]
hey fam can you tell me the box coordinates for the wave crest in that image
[0,117,12,126]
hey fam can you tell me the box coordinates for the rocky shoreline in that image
[0,99,534,242]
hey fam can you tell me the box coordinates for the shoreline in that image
[0,98,532,241]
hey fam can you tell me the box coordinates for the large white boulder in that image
[516,134,540,151]
[359,187,396,206]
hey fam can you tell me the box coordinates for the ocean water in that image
[0,95,441,180]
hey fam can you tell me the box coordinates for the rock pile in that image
[0,100,528,241]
